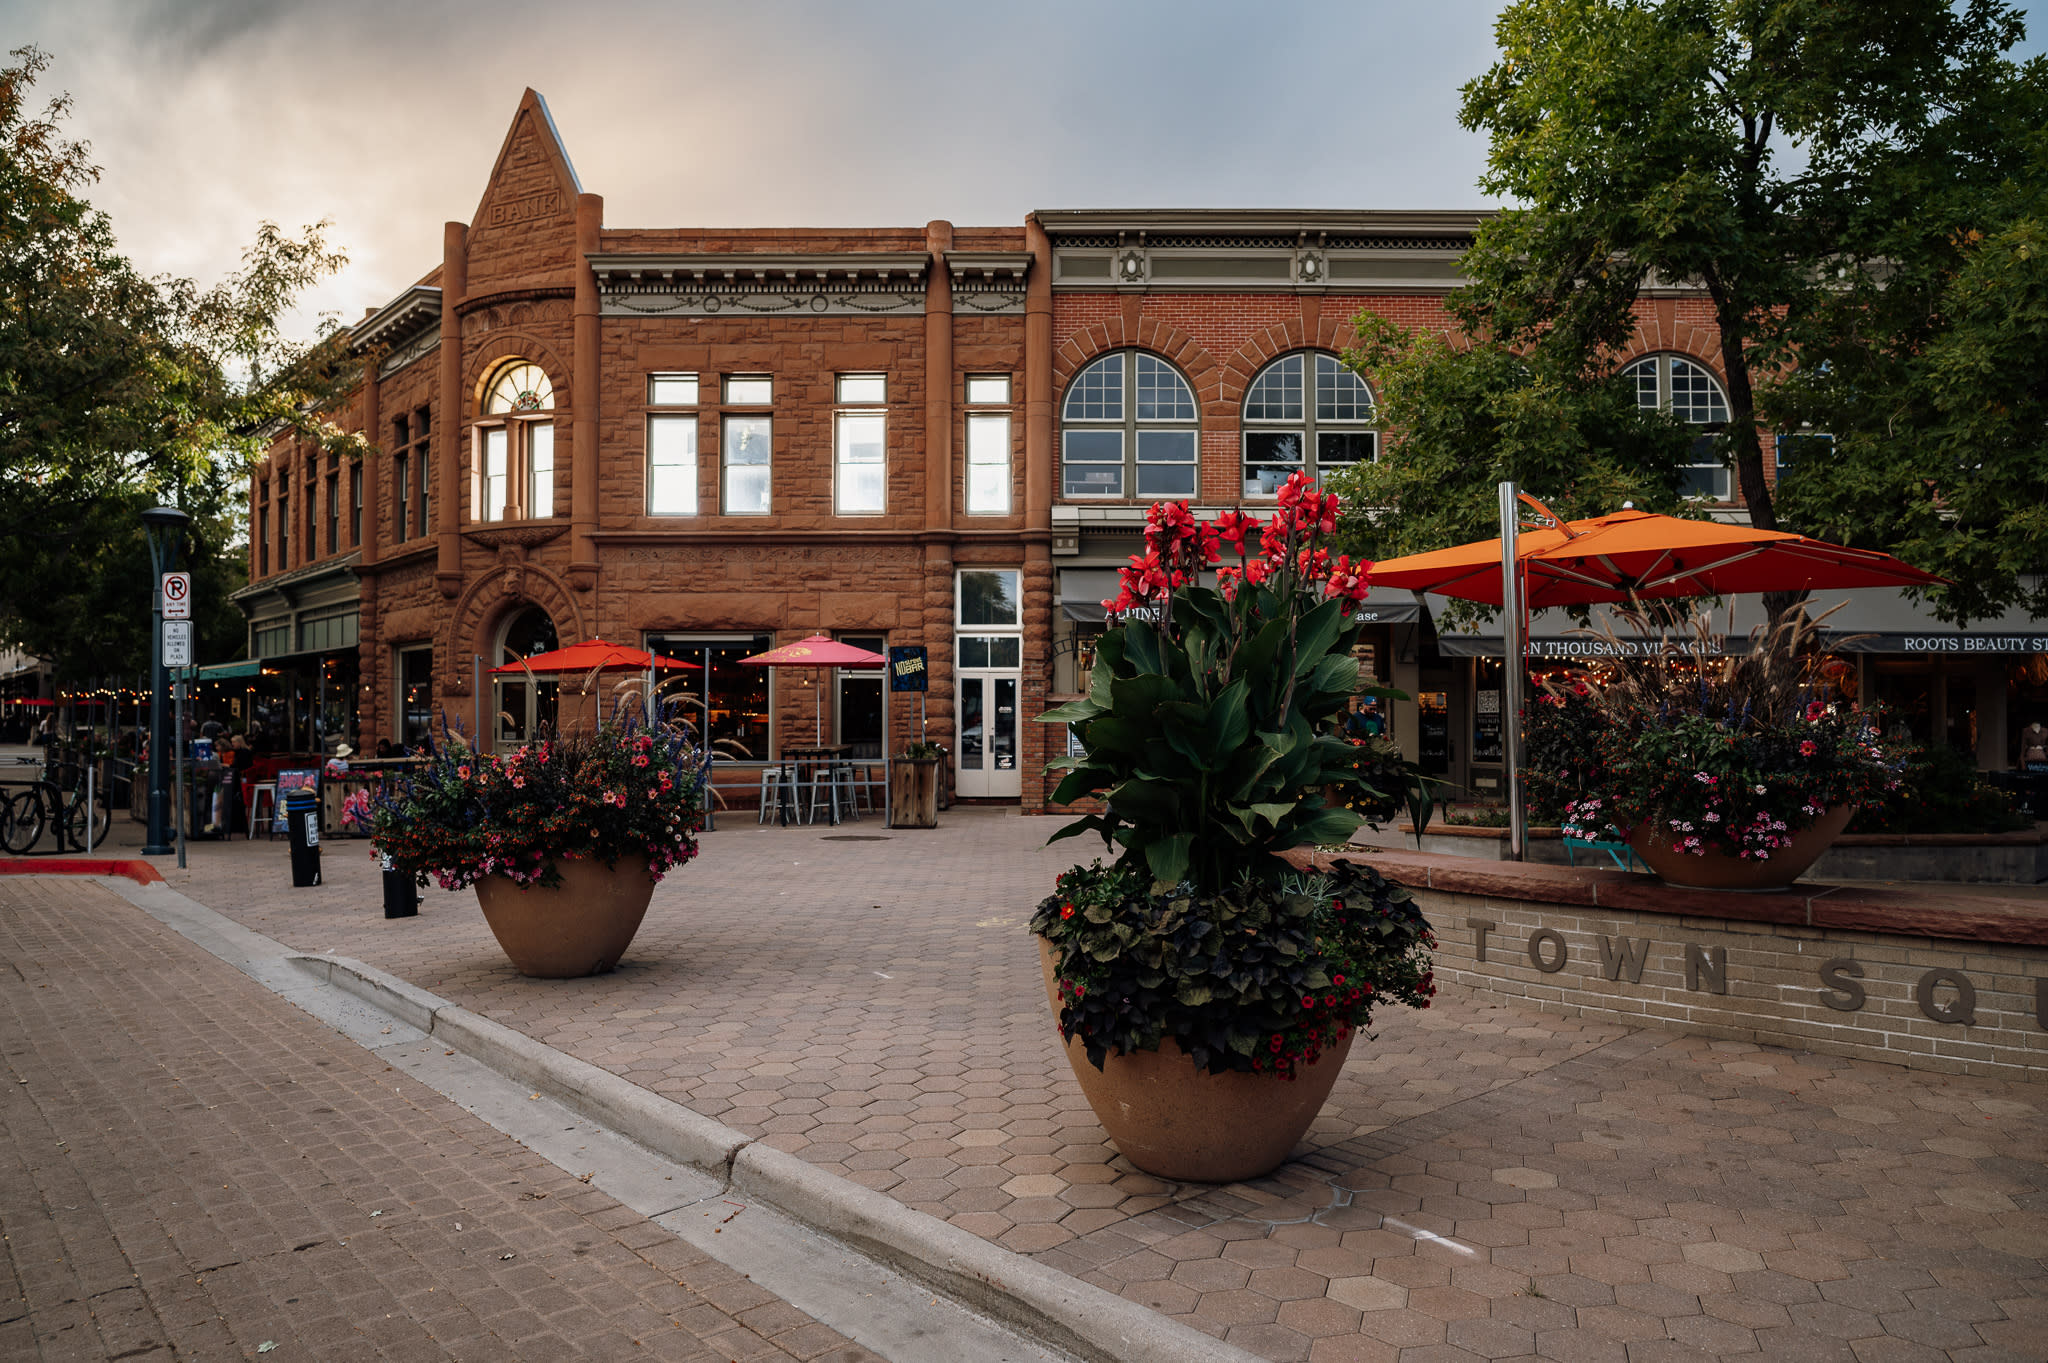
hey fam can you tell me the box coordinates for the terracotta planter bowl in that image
[1629,804,1855,891]
[1038,940,1352,1183]
[473,854,657,977]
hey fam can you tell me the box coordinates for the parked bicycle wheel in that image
[3,788,46,854]
[64,791,111,850]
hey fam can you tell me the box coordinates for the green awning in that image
[192,660,263,681]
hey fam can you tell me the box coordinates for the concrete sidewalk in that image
[26,811,2048,1361]
[0,875,884,1363]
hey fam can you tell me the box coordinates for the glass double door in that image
[956,671,1020,798]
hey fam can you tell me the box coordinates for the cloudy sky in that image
[4,0,2041,336]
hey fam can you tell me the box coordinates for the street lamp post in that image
[141,506,191,856]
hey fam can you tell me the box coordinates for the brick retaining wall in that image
[1296,849,2048,1080]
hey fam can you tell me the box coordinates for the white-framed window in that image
[473,360,556,522]
[720,375,772,515]
[1060,352,1198,499]
[1773,428,1832,486]
[1625,354,1731,500]
[834,374,886,515]
[1241,352,1377,498]
[965,374,1012,515]
[647,373,699,516]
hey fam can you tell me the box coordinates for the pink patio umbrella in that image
[737,634,889,745]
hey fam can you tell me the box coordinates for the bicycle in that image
[2,760,110,854]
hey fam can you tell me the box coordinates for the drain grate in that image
[820,835,892,842]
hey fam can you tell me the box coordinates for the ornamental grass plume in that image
[1552,602,1902,859]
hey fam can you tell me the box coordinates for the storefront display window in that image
[645,633,774,761]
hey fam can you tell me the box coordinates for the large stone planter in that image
[1630,805,1856,891]
[1038,940,1352,1183]
[473,854,656,977]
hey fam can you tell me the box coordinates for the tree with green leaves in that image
[1339,0,2044,621]
[0,45,360,681]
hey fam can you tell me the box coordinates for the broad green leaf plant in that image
[1033,474,1437,1077]
[1040,475,1381,893]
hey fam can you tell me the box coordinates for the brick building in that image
[234,90,2046,811]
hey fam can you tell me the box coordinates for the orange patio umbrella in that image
[1369,505,1946,609]
[1367,489,1948,862]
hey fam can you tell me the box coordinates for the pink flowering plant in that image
[1558,608,1901,860]
[369,714,707,890]
[1034,474,1433,1075]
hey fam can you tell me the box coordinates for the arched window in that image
[475,360,556,522]
[1623,354,1729,501]
[493,605,560,748]
[1060,352,1199,499]
[1241,352,1376,498]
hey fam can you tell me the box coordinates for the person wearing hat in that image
[324,742,354,780]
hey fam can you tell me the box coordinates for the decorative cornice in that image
[944,251,1030,314]
[1033,208,1495,239]
[588,252,930,318]
[348,286,441,356]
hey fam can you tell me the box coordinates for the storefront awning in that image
[1431,586,2048,659]
[192,660,264,681]
[1057,570,1422,626]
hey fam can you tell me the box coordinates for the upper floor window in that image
[647,373,700,516]
[965,374,1012,516]
[1624,354,1730,500]
[834,374,886,515]
[1060,352,1198,499]
[476,360,555,522]
[391,408,431,543]
[1241,352,1376,498]
[1774,428,1833,486]
[721,374,773,515]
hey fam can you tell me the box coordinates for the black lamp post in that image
[141,505,191,856]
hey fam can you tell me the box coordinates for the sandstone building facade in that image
[246,90,2036,812]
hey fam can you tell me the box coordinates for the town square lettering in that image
[486,191,562,228]
[1465,917,2044,1030]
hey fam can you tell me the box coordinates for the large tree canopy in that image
[0,46,358,680]
[1338,0,2045,622]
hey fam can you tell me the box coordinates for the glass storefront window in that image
[645,633,774,761]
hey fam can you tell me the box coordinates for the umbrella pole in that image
[1499,481,1528,862]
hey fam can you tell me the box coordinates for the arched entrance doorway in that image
[493,605,560,751]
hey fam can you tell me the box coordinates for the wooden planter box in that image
[889,757,940,828]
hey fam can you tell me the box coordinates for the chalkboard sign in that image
[888,645,929,692]
[1472,689,1504,764]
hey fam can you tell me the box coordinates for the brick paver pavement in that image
[108,812,2048,1360]
[0,875,881,1362]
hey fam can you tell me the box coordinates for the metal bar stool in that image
[800,759,844,826]
[247,783,278,839]
[756,762,797,825]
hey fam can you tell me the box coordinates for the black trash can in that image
[284,789,321,887]
[381,852,418,918]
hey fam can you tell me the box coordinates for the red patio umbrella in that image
[490,638,701,733]
[488,639,701,676]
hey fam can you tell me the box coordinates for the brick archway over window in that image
[1623,305,1724,376]
[441,558,584,699]
[460,336,571,419]
[1218,316,1365,410]
[1054,319,1218,409]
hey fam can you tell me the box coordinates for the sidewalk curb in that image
[0,857,163,884]
[295,951,1263,1363]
